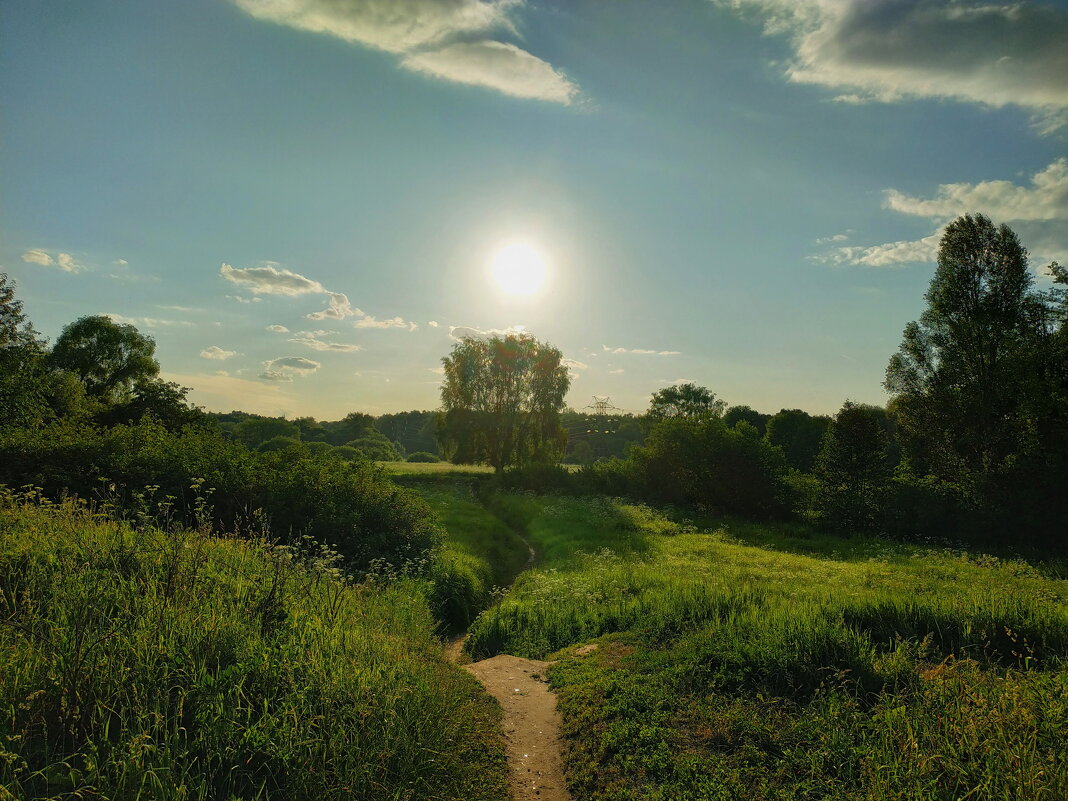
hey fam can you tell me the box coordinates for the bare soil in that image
[462,653,572,801]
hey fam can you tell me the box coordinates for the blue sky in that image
[3,0,1067,418]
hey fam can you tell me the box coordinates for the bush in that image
[0,420,440,572]
[624,417,795,518]
[498,463,576,493]
[407,451,441,463]
[259,435,301,452]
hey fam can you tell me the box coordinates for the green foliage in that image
[457,491,1068,801]
[0,420,441,573]
[407,451,441,462]
[625,416,795,519]
[438,334,570,471]
[0,273,48,429]
[376,410,439,456]
[0,493,507,801]
[816,401,892,533]
[346,428,403,461]
[560,411,644,463]
[644,382,726,427]
[95,378,203,430]
[235,416,300,448]
[723,404,770,435]
[763,408,831,473]
[259,435,302,452]
[47,315,159,403]
[884,215,1068,548]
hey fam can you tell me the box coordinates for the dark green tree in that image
[816,402,891,533]
[0,273,47,428]
[645,383,726,427]
[234,416,300,447]
[764,408,831,473]
[437,334,570,472]
[723,404,770,435]
[885,214,1038,481]
[48,315,159,403]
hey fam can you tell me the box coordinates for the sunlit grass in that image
[0,491,507,801]
[378,461,496,475]
[463,492,1068,800]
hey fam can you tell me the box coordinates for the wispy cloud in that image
[355,315,418,331]
[266,324,290,333]
[21,249,86,273]
[402,40,578,104]
[221,262,326,295]
[715,0,1068,133]
[602,344,681,356]
[289,331,363,352]
[449,324,526,341]
[260,355,321,382]
[229,0,580,104]
[200,345,238,360]
[307,291,359,320]
[106,313,196,329]
[816,159,1068,267]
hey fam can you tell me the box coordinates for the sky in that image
[2,0,1067,419]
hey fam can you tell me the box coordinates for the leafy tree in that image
[96,378,202,430]
[0,273,47,428]
[234,416,300,447]
[346,428,403,461]
[645,383,726,427]
[627,415,793,519]
[723,404,770,435]
[437,334,570,472]
[764,409,831,473]
[816,402,891,533]
[323,411,377,445]
[885,214,1040,481]
[48,315,159,403]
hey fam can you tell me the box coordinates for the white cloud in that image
[220,262,326,296]
[815,233,849,244]
[820,159,1068,267]
[402,40,578,104]
[266,324,290,333]
[449,324,526,341]
[602,344,681,356]
[307,291,359,320]
[227,295,262,303]
[818,231,943,267]
[355,315,418,331]
[231,0,516,53]
[106,313,196,329]
[715,0,1068,132]
[658,378,696,385]
[158,304,197,313]
[200,345,238,360]
[22,249,85,273]
[428,320,440,327]
[21,249,53,266]
[885,158,1068,222]
[562,358,588,370]
[289,331,363,351]
[113,258,128,267]
[260,355,321,381]
[230,0,580,104]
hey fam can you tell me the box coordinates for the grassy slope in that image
[467,494,1068,800]
[0,493,507,801]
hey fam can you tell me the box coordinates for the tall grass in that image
[0,490,507,801]
[462,492,1068,800]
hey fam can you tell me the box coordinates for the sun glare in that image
[490,242,547,296]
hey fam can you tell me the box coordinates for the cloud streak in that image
[260,355,321,382]
[602,344,682,356]
[221,262,326,295]
[22,249,85,273]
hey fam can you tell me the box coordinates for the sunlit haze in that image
[490,242,548,296]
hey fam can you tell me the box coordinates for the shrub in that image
[407,451,441,463]
[0,420,440,572]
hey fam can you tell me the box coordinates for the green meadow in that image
[0,489,507,801]
[455,491,1068,801]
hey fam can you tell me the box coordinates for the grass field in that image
[459,493,1068,800]
[378,460,496,476]
[0,490,507,801]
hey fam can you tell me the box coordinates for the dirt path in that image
[463,653,572,801]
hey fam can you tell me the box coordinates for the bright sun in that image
[490,242,547,296]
